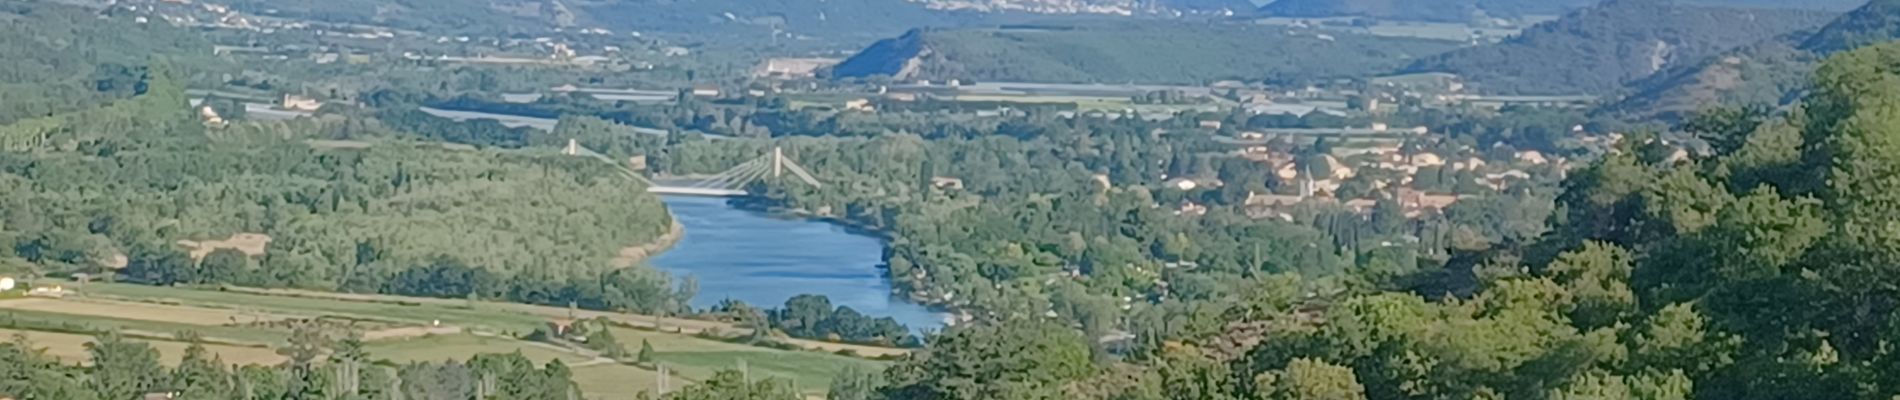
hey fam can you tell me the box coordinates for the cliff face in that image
[830,29,935,80]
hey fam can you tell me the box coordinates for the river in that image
[650,196,944,331]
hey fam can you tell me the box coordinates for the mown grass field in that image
[0,281,894,398]
[611,327,888,393]
[0,328,286,366]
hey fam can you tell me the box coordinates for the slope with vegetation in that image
[1402,0,1837,95]
[1614,0,1900,120]
[831,22,1463,84]
[0,1,221,125]
[1,66,680,318]
[740,38,1900,400]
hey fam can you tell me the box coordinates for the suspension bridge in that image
[563,139,821,197]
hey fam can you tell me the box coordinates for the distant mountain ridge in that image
[1400,0,1837,95]
[214,0,1252,43]
[1257,0,1864,22]
[1609,0,1900,120]
[911,0,1255,14]
[830,22,1463,84]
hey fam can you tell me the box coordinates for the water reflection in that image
[650,196,944,331]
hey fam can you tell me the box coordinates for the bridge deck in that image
[647,186,749,197]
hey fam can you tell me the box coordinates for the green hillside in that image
[1401,0,1835,95]
[1610,0,1900,121]
[831,23,1463,84]
[0,1,221,125]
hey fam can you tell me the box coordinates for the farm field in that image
[364,333,593,365]
[609,327,888,394]
[0,282,896,398]
[0,297,299,325]
[0,328,285,366]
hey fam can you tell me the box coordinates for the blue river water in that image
[649,196,944,331]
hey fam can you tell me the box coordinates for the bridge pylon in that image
[559,139,820,196]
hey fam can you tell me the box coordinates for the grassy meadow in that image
[0,281,895,398]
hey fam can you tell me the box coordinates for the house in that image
[1318,155,1355,180]
[1344,198,1379,213]
[1398,189,1462,217]
[143,391,179,400]
[1247,103,1320,116]
[549,43,576,59]
[27,285,65,298]
[1451,157,1487,171]
[1164,177,1199,191]
[844,99,875,112]
[753,57,840,78]
[199,106,225,126]
[690,85,721,98]
[1515,150,1549,165]
[1245,192,1306,208]
[1175,201,1208,217]
[1242,192,1307,221]
[281,94,322,112]
[931,176,965,190]
[1411,153,1445,167]
[1198,120,1224,130]
[1665,147,1691,164]
[1276,162,1300,181]
[1482,170,1532,190]
[1237,131,1266,140]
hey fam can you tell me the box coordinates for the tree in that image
[776,294,835,337]
[664,370,799,400]
[1253,358,1367,400]
[281,321,332,399]
[173,338,235,400]
[638,339,656,365]
[882,319,1093,399]
[828,365,884,400]
[198,248,250,285]
[87,332,165,400]
[1544,242,1636,329]
[399,361,477,400]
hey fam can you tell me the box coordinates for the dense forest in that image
[1403,0,1837,95]
[831,23,1463,85]
[0,1,222,125]
[0,64,685,315]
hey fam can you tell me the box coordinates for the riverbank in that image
[649,196,949,332]
[725,198,963,321]
[611,218,686,268]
